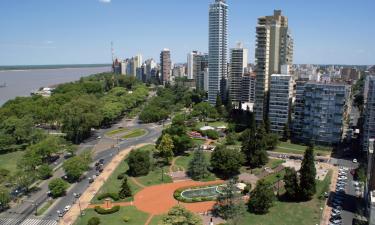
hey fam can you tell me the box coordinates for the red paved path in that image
[134,180,224,214]
[89,180,224,215]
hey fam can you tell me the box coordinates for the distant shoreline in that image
[0,64,111,71]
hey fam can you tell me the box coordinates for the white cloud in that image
[99,0,111,3]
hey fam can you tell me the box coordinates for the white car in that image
[353,158,358,163]
[64,205,71,212]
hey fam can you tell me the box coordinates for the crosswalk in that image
[0,217,57,225]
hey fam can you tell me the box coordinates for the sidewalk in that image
[59,143,150,225]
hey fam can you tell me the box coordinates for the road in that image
[329,156,359,225]
[0,118,163,225]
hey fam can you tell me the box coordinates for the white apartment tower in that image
[208,0,228,105]
[269,74,293,134]
[254,10,293,123]
[229,43,248,105]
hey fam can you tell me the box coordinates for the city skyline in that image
[0,0,374,66]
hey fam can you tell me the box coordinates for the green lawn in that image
[174,151,212,171]
[92,145,154,204]
[105,128,129,136]
[136,165,173,186]
[149,215,164,225]
[36,199,55,216]
[195,121,228,129]
[0,151,25,174]
[243,158,285,175]
[192,138,206,146]
[274,141,332,156]
[121,129,147,139]
[238,170,332,225]
[74,206,149,225]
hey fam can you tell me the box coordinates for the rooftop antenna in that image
[111,41,115,62]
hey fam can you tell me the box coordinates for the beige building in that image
[254,10,294,123]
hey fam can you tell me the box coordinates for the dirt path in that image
[130,177,146,189]
[144,214,155,225]
[169,156,182,173]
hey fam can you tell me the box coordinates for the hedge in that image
[94,206,120,215]
[88,217,100,225]
[173,185,219,203]
[96,192,120,201]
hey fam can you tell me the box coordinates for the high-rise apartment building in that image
[160,49,171,84]
[269,74,293,134]
[241,73,256,104]
[363,75,375,151]
[292,79,309,139]
[187,51,197,80]
[208,0,228,105]
[145,58,157,82]
[297,82,351,145]
[188,51,208,84]
[229,44,248,106]
[254,10,293,123]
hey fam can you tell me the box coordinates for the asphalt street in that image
[0,119,163,224]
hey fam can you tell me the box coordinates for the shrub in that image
[88,217,100,225]
[94,205,120,215]
[96,192,119,201]
[117,173,125,180]
[123,216,131,222]
[200,130,219,140]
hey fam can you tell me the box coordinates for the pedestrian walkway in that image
[59,143,150,225]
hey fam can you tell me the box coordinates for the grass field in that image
[92,145,172,204]
[149,215,164,225]
[105,128,129,136]
[245,158,285,175]
[274,141,332,156]
[121,128,147,139]
[0,151,24,174]
[74,206,149,225]
[174,151,212,171]
[195,121,228,129]
[238,170,332,225]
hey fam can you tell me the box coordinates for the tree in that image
[241,126,269,168]
[13,171,35,193]
[61,95,102,143]
[187,150,210,180]
[37,164,52,180]
[214,178,245,222]
[48,178,68,198]
[63,154,91,182]
[283,167,299,200]
[159,205,202,225]
[0,187,10,211]
[225,132,237,145]
[282,123,290,141]
[156,134,174,165]
[215,94,224,116]
[118,176,132,199]
[127,149,151,176]
[191,102,218,121]
[248,179,275,214]
[210,146,245,178]
[299,145,316,200]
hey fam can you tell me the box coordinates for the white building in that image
[208,0,228,105]
[269,74,293,134]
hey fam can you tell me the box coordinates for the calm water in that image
[0,67,110,106]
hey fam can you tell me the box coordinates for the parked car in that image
[57,210,64,217]
[64,205,71,212]
[353,158,358,163]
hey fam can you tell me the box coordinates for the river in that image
[0,67,110,106]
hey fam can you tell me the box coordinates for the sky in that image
[0,0,374,66]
